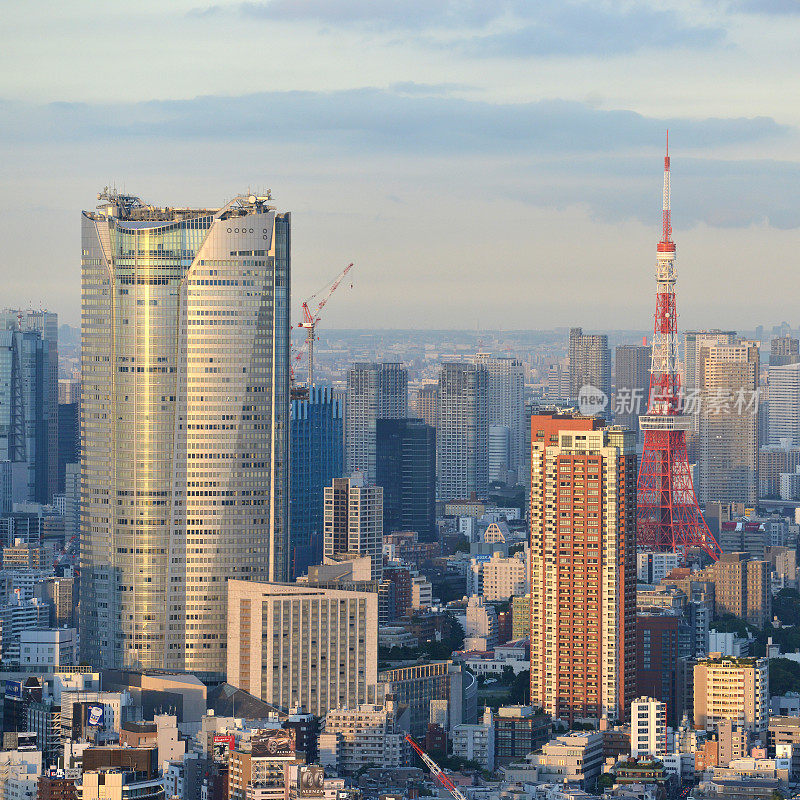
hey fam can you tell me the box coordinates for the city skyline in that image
[2,2,800,329]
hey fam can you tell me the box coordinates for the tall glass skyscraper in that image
[80,190,290,679]
[290,385,344,578]
[0,310,58,505]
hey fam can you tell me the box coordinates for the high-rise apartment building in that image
[614,344,651,438]
[568,328,611,404]
[529,423,637,724]
[437,363,488,502]
[697,341,759,504]
[324,474,383,581]
[693,655,768,737]
[0,313,58,505]
[227,581,378,717]
[375,418,436,541]
[768,362,800,446]
[290,386,344,577]
[415,384,438,428]
[475,354,525,480]
[345,363,408,482]
[770,336,800,367]
[80,191,290,678]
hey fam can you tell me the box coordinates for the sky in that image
[2,0,799,330]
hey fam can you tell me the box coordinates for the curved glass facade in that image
[80,195,289,679]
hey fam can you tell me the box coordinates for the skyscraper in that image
[324,474,384,581]
[437,363,488,502]
[375,418,436,541]
[415,383,439,429]
[290,386,344,578]
[697,341,760,504]
[768,362,800,446]
[568,327,611,404]
[475,354,525,481]
[529,423,637,724]
[614,344,651,438]
[57,400,79,494]
[345,363,408,482]
[80,190,289,678]
[770,336,800,367]
[0,311,58,505]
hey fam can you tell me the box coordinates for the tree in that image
[773,588,800,627]
[769,658,800,696]
[597,773,615,791]
[507,669,530,704]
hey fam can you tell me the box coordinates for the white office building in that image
[630,697,668,759]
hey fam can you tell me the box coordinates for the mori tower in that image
[80,190,290,679]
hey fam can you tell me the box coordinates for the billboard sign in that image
[213,734,235,760]
[251,728,295,757]
[298,765,325,797]
[4,681,22,700]
[86,704,105,727]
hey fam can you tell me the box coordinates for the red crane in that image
[293,262,354,386]
[404,734,469,800]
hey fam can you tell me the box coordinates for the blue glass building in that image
[290,385,344,578]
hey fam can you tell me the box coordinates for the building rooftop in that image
[83,189,276,224]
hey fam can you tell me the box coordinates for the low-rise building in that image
[529,732,603,790]
[20,628,77,668]
[493,706,552,765]
[322,700,409,775]
[452,708,494,771]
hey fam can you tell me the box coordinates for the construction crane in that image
[404,734,469,800]
[294,262,354,386]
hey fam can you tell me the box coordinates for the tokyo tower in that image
[636,135,721,561]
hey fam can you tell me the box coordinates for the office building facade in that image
[437,363,488,501]
[375,418,436,541]
[290,386,344,577]
[529,424,637,724]
[345,363,407,482]
[227,581,378,717]
[0,312,58,505]
[80,191,290,678]
[614,344,651,438]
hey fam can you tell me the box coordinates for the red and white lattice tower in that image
[636,135,721,561]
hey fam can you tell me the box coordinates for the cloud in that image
[224,0,725,56]
[504,155,800,230]
[1,88,796,231]
[456,6,724,57]
[731,0,800,13]
[0,89,783,156]
[238,0,495,29]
